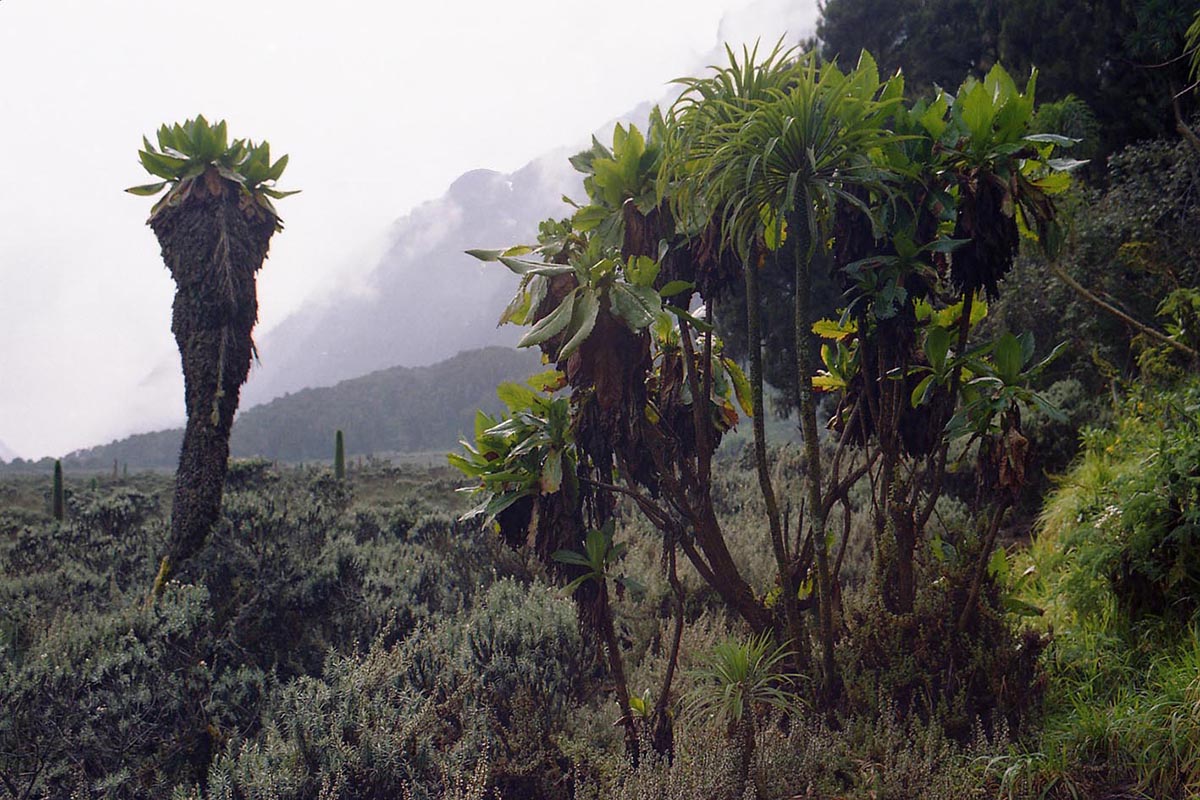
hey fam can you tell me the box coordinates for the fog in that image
[0,0,818,459]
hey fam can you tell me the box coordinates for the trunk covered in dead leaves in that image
[149,176,276,596]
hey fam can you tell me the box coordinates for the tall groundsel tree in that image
[456,43,1078,732]
[129,116,296,599]
[670,49,903,703]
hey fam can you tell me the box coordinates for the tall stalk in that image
[744,246,810,669]
[790,200,839,703]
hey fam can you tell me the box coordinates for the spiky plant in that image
[685,633,801,799]
[129,116,296,599]
[674,50,902,703]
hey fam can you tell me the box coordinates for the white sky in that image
[0,0,817,460]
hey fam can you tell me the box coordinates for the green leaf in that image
[911,374,937,408]
[541,449,563,493]
[1046,157,1088,172]
[558,288,600,359]
[125,181,169,196]
[1024,133,1078,146]
[1002,596,1044,617]
[496,381,537,412]
[610,283,660,331]
[723,357,754,418]
[958,81,994,145]
[992,333,1025,383]
[919,92,950,139]
[499,256,575,277]
[526,369,565,392]
[924,326,953,374]
[552,549,594,568]
[987,547,1010,580]
[572,204,611,233]
[812,318,858,340]
[659,280,694,298]
[138,149,189,180]
[625,255,660,288]
[466,248,503,262]
[519,288,577,348]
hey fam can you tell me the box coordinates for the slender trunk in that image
[652,543,685,759]
[694,507,774,633]
[599,582,640,763]
[956,499,1011,634]
[789,201,839,705]
[148,183,275,599]
[744,248,809,669]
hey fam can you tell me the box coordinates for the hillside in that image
[63,346,541,469]
[239,159,582,407]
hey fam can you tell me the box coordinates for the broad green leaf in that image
[518,288,577,348]
[659,280,694,298]
[1002,596,1044,617]
[480,490,532,522]
[541,449,563,493]
[992,333,1025,382]
[1030,171,1071,195]
[959,81,994,147]
[558,288,601,359]
[987,547,1010,580]
[813,374,847,392]
[625,255,660,288]
[552,549,594,568]
[911,373,937,407]
[496,381,537,412]
[526,369,566,392]
[919,92,950,139]
[498,287,533,326]
[812,317,858,339]
[572,204,611,232]
[139,149,189,180]
[610,283,660,331]
[924,326,953,373]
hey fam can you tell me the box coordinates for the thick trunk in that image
[149,182,275,597]
[730,716,755,800]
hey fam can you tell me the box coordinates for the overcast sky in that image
[0,0,818,460]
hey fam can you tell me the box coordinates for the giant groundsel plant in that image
[453,46,1081,752]
[129,116,296,598]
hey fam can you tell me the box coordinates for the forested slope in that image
[59,346,540,469]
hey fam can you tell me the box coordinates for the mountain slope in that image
[241,156,581,406]
[65,347,542,469]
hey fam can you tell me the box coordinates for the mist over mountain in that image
[61,347,541,470]
[0,440,18,463]
[241,155,583,407]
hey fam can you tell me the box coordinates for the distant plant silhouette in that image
[51,459,63,521]
[334,429,346,480]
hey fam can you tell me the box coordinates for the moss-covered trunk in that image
[150,180,275,597]
[790,199,840,706]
